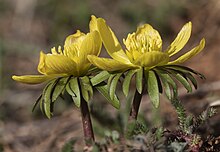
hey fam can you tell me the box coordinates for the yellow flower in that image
[88,18,205,72]
[12,16,102,84]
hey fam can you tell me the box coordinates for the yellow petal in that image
[97,18,131,64]
[89,16,102,54]
[38,51,78,76]
[12,75,53,84]
[89,15,98,32]
[126,50,142,63]
[168,38,205,65]
[64,30,85,58]
[88,55,137,72]
[65,31,102,75]
[79,31,102,57]
[165,22,192,56]
[65,30,85,47]
[134,51,169,68]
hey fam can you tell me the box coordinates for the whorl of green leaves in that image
[32,64,205,118]
[155,65,205,101]
[122,65,205,108]
[32,70,121,118]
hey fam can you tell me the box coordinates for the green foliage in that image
[171,98,187,132]
[119,65,204,110]
[68,78,81,107]
[126,121,148,139]
[151,65,204,106]
[90,71,110,86]
[95,84,120,109]
[61,138,77,152]
[90,70,120,108]
[135,68,143,94]
[52,77,69,102]
[80,76,93,102]
[145,70,160,108]
[61,92,218,151]
[109,73,122,100]
[32,68,123,117]
[170,98,217,136]
[192,107,217,132]
[41,79,58,118]
[122,69,137,96]
[165,99,218,151]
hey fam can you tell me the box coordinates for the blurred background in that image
[1,0,220,151]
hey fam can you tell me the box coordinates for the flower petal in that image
[168,38,205,65]
[64,30,85,47]
[165,22,192,57]
[97,18,131,64]
[88,55,137,72]
[38,51,78,76]
[79,31,102,58]
[126,50,142,63]
[68,31,101,75]
[89,15,98,32]
[12,75,53,84]
[64,30,85,58]
[134,51,169,68]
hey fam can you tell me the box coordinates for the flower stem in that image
[129,89,144,121]
[80,97,95,144]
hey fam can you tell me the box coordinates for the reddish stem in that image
[80,97,95,144]
[129,89,144,121]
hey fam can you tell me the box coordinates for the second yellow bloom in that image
[88,18,205,72]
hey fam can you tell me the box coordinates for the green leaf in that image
[96,84,120,109]
[163,66,198,90]
[87,66,100,74]
[69,78,81,108]
[107,74,116,89]
[42,79,57,118]
[52,77,69,102]
[173,73,192,93]
[109,73,122,100]
[136,68,143,94]
[156,69,178,98]
[185,73,198,89]
[80,76,93,102]
[32,94,42,112]
[122,70,137,97]
[155,71,171,100]
[161,77,172,99]
[39,97,43,113]
[154,70,163,94]
[146,70,160,108]
[166,65,191,74]
[166,65,205,79]
[90,71,110,86]
[66,78,76,97]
